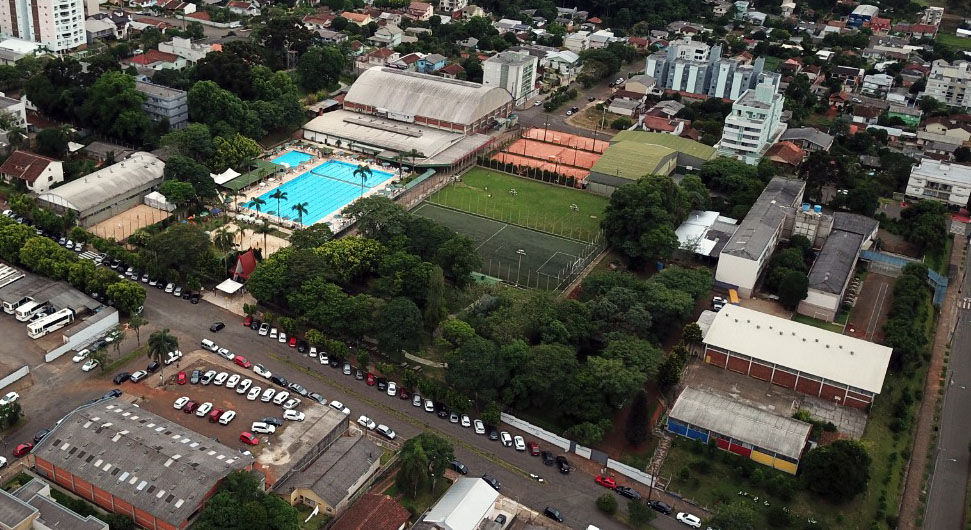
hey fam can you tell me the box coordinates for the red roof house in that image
[0,150,64,193]
[329,494,409,530]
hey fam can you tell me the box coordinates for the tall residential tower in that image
[0,0,86,52]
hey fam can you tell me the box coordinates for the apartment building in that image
[134,81,189,130]
[483,50,539,107]
[715,73,787,164]
[906,158,971,206]
[0,0,86,51]
[920,60,971,109]
[646,39,765,99]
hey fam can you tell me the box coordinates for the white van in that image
[200,338,217,352]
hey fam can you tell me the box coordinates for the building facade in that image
[920,60,971,109]
[847,4,879,28]
[645,39,766,100]
[482,50,539,107]
[135,81,189,130]
[715,73,787,164]
[0,0,86,51]
[906,158,971,206]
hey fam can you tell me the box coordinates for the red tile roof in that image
[641,116,679,132]
[0,150,58,184]
[330,494,409,530]
[440,63,465,76]
[587,16,602,24]
[127,49,179,65]
[765,141,805,166]
[187,10,210,20]
[227,1,252,8]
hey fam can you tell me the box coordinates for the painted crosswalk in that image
[960,298,971,310]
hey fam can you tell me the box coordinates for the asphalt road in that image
[136,287,689,530]
[516,80,617,135]
[923,233,971,530]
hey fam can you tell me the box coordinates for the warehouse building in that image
[36,152,165,227]
[585,131,716,195]
[279,435,382,516]
[32,398,253,530]
[700,305,893,410]
[714,177,806,297]
[667,387,812,474]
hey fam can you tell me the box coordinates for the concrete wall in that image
[45,309,118,362]
[797,289,840,322]
[0,365,30,391]
[714,252,761,297]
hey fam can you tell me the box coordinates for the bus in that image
[3,295,32,315]
[27,308,75,339]
[15,300,46,322]
[728,289,740,306]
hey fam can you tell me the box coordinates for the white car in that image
[284,409,305,421]
[195,402,213,417]
[213,372,229,386]
[309,346,317,357]
[319,353,328,365]
[173,396,190,409]
[273,391,290,405]
[474,419,486,435]
[218,410,236,425]
[0,456,7,469]
[236,378,252,394]
[278,332,287,343]
[247,386,262,401]
[269,327,278,339]
[0,392,19,406]
[164,283,174,293]
[461,414,471,428]
[283,398,302,410]
[253,364,272,379]
[201,370,216,385]
[387,382,397,397]
[513,435,526,451]
[164,350,183,365]
[173,286,182,297]
[216,348,235,361]
[258,323,269,336]
[129,370,148,383]
[329,400,349,414]
[500,431,513,447]
[260,388,276,403]
[72,349,90,362]
[412,394,422,407]
[676,513,702,528]
[376,424,396,440]
[424,399,434,413]
[81,359,99,372]
[357,415,376,430]
[226,374,241,389]
[250,422,276,434]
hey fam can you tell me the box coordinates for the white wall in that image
[797,289,840,321]
[45,308,118,362]
[714,253,762,297]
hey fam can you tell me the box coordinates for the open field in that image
[426,167,608,242]
[937,32,971,50]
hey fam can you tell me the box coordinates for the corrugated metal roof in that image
[422,478,498,530]
[343,67,512,127]
[36,153,164,214]
[720,177,804,260]
[669,387,811,460]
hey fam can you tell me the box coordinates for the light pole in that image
[516,249,526,285]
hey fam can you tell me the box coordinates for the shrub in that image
[596,493,618,515]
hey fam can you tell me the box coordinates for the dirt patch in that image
[845,273,895,343]
[876,229,920,258]
[596,382,664,461]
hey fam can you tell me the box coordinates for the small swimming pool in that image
[252,160,395,225]
[271,150,314,167]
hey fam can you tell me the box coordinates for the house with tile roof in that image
[0,151,64,193]
[341,11,372,25]
[330,494,409,530]
[227,0,260,15]
[122,50,185,70]
[764,141,805,168]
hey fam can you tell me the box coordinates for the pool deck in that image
[232,143,402,232]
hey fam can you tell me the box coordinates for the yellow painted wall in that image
[774,459,798,475]
[750,450,775,467]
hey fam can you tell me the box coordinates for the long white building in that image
[906,158,971,206]
[715,73,787,165]
[920,60,971,109]
[0,0,86,52]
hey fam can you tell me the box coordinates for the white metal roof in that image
[344,67,512,127]
[422,478,498,530]
[703,305,892,394]
[36,152,164,214]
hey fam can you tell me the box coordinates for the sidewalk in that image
[898,235,967,529]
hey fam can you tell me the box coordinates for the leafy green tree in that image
[305,329,325,349]
[435,236,480,287]
[396,432,454,497]
[315,237,384,284]
[627,499,656,527]
[146,224,213,281]
[211,133,262,173]
[35,127,70,158]
[898,199,949,255]
[682,322,703,343]
[269,189,288,223]
[0,402,22,429]
[159,180,196,210]
[187,81,259,139]
[290,202,309,226]
[164,155,217,199]
[129,313,147,345]
[194,470,299,530]
[147,328,177,383]
[296,46,345,92]
[777,270,809,310]
[441,318,476,347]
[79,71,150,144]
[162,123,217,163]
[19,237,73,278]
[288,224,333,249]
[801,440,871,501]
[601,175,690,265]
[481,401,502,426]
[597,493,618,515]
[707,501,758,530]
[353,164,372,198]
[89,346,109,374]
[565,419,612,445]
[374,297,423,357]
[375,251,433,305]
[0,221,35,262]
[446,337,506,404]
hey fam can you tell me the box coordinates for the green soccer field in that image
[427,168,608,242]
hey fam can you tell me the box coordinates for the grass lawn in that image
[924,235,953,276]
[792,314,845,334]
[295,504,329,530]
[428,167,608,242]
[936,33,971,50]
[763,56,783,72]
[384,479,451,517]
[102,345,146,375]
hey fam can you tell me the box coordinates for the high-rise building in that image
[715,73,787,164]
[645,39,765,99]
[483,50,539,107]
[0,0,86,52]
[920,59,971,109]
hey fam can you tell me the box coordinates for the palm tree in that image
[213,227,236,253]
[148,329,178,385]
[247,197,266,218]
[269,189,288,223]
[405,149,425,172]
[254,220,274,250]
[353,164,372,198]
[291,202,309,226]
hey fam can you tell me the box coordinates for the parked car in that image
[253,364,272,379]
[343,363,352,376]
[218,410,236,425]
[595,475,616,489]
[250,422,276,435]
[450,460,468,475]
[556,455,570,474]
[72,349,90,362]
[173,286,183,297]
[357,415,376,430]
[13,443,33,457]
[283,398,302,410]
[513,436,526,451]
[200,370,216,385]
[413,394,423,407]
[387,381,397,396]
[236,378,252,394]
[272,391,290,405]
[307,392,325,404]
[376,424,396,440]
[234,356,252,369]
[33,429,51,444]
[481,474,501,492]
[278,332,287,344]
[239,432,259,445]
[190,370,201,384]
[500,432,513,447]
[424,399,435,413]
[676,513,702,528]
[247,386,262,400]
[474,419,486,435]
[544,507,564,523]
[177,371,187,385]
[182,401,198,414]
[196,402,213,417]
[129,370,148,383]
[271,375,289,388]
[81,359,99,372]
[616,486,641,500]
[297,340,308,353]
[243,316,252,327]
[288,336,297,348]
[541,451,555,466]
[226,374,241,389]
[283,409,305,421]
[526,441,540,456]
[329,400,350,414]
[449,412,459,424]
[217,348,235,361]
[262,417,284,427]
[288,382,308,396]
[366,373,376,386]
[649,500,672,515]
[260,388,276,403]
[145,361,160,374]
[208,408,225,423]
[258,323,269,336]
[213,372,229,386]
[173,396,190,409]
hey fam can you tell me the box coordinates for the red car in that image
[177,371,187,385]
[208,408,224,423]
[234,356,251,369]
[595,475,617,489]
[183,401,198,414]
[13,443,33,457]
[243,315,253,327]
[398,387,410,399]
[366,373,375,386]
[239,432,260,446]
[288,336,297,348]
[526,441,540,456]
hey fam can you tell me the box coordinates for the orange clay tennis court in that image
[522,128,609,153]
[501,138,602,169]
[490,152,591,181]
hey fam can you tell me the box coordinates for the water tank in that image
[802,203,810,212]
[814,205,822,213]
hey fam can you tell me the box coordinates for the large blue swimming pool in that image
[271,150,314,167]
[252,160,394,225]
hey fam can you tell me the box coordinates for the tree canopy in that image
[600,175,694,265]
[800,440,871,501]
